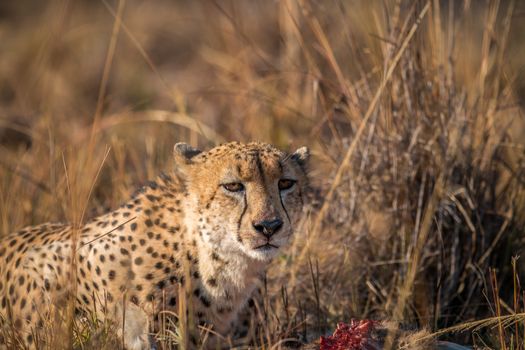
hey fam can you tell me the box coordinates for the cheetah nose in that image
[252,218,283,238]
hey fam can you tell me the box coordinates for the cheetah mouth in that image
[254,243,279,250]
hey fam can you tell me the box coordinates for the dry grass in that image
[1,0,525,348]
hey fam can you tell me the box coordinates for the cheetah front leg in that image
[114,301,153,350]
[230,289,263,347]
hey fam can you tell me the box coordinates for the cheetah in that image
[0,141,309,349]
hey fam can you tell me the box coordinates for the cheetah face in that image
[175,142,309,262]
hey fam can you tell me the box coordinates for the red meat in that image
[320,320,379,350]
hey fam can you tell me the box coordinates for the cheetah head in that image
[174,141,309,262]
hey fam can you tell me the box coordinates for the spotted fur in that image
[0,142,309,349]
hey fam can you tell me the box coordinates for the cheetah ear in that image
[173,143,202,165]
[290,146,309,170]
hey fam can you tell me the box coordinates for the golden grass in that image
[1,0,525,348]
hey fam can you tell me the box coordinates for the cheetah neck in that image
[198,239,264,297]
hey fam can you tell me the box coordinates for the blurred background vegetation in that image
[1,0,525,348]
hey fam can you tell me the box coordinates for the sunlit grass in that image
[1,0,525,348]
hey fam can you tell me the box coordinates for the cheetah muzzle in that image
[0,141,309,349]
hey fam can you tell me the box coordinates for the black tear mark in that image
[279,192,291,225]
[237,190,248,232]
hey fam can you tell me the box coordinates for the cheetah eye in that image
[222,182,245,192]
[278,179,296,191]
